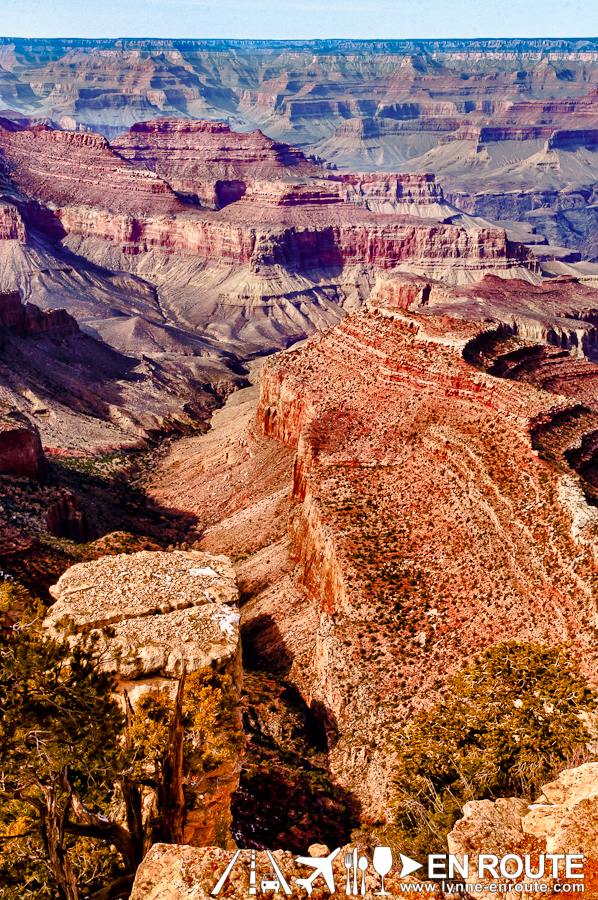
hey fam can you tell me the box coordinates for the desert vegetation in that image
[0,577,242,900]
[390,642,597,856]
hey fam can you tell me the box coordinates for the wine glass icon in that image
[372,847,392,895]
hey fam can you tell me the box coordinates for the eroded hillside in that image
[150,274,598,824]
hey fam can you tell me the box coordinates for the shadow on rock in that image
[241,612,294,676]
[231,670,361,852]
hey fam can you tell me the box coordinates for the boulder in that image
[448,797,531,858]
[46,549,241,683]
[522,762,598,855]
[46,550,243,847]
[448,762,598,880]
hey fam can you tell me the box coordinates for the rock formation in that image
[0,411,47,480]
[129,842,436,900]
[448,762,598,885]
[248,278,598,818]
[146,274,598,829]
[0,121,182,216]
[5,38,598,258]
[0,288,79,337]
[46,550,243,848]
[112,119,324,209]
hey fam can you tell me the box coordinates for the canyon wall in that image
[112,118,324,209]
[57,206,535,273]
[0,116,540,361]
[255,281,598,819]
[0,122,182,216]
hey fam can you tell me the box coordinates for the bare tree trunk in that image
[159,668,186,844]
[122,693,144,866]
[39,782,79,900]
[121,777,144,866]
[88,873,135,900]
[61,770,139,873]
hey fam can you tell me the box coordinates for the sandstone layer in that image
[448,762,598,887]
[113,119,324,209]
[46,550,243,848]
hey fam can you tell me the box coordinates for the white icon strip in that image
[212,849,242,895]
[266,849,292,895]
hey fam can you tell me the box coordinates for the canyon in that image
[148,273,598,830]
[5,38,598,258]
[3,37,598,888]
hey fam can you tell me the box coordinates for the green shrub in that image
[392,641,596,856]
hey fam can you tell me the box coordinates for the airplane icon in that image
[295,847,341,895]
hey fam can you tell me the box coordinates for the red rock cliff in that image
[256,289,598,818]
[0,416,47,480]
[0,121,182,215]
[112,118,323,209]
[0,290,79,338]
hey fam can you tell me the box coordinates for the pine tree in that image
[0,580,189,900]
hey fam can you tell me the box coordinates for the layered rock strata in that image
[0,116,542,361]
[113,119,324,208]
[255,283,598,819]
[369,272,598,356]
[0,121,182,216]
[7,38,598,264]
[46,550,243,847]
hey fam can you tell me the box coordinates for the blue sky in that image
[2,0,598,41]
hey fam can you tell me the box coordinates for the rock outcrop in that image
[448,763,598,883]
[0,412,47,480]
[0,201,27,241]
[369,272,598,357]
[0,121,182,216]
[129,842,436,900]
[334,172,451,218]
[46,550,244,848]
[0,289,79,337]
[252,279,598,818]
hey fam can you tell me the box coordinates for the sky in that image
[2,0,598,42]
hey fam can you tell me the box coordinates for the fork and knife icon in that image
[344,848,368,895]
